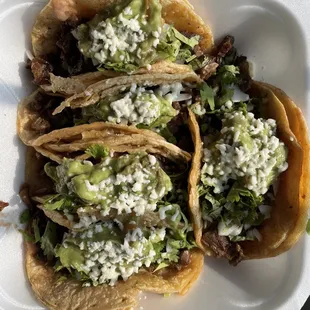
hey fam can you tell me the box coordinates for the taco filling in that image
[26,146,195,287]
[30,0,207,84]
[76,82,194,145]
[190,44,290,264]
[199,108,288,238]
[20,74,199,150]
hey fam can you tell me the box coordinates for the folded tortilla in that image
[26,239,203,310]
[24,130,202,310]
[42,61,198,97]
[17,72,201,146]
[32,0,213,58]
[31,0,213,95]
[187,81,310,260]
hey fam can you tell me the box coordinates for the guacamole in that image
[79,83,189,128]
[55,216,190,286]
[74,0,200,72]
[44,152,172,219]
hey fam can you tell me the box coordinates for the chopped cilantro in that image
[85,144,109,159]
[200,83,215,111]
[171,28,200,48]
[19,209,30,224]
[41,221,58,261]
[306,219,310,235]
[32,218,41,243]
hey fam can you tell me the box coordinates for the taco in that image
[21,129,203,309]
[186,45,310,264]
[30,0,213,92]
[17,72,201,149]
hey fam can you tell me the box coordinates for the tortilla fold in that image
[187,81,310,259]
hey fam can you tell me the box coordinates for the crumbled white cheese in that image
[108,85,161,126]
[75,154,167,219]
[89,6,162,64]
[159,205,173,220]
[71,227,167,286]
[202,110,288,196]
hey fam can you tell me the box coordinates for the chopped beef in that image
[202,230,244,265]
[180,31,198,39]
[31,57,53,85]
[19,185,33,209]
[168,109,188,135]
[222,46,238,66]
[172,101,181,110]
[168,108,194,152]
[56,20,93,76]
[0,201,8,211]
[25,58,32,70]
[28,92,74,133]
[174,250,191,271]
[216,35,235,59]
[30,20,94,83]
[179,250,191,266]
[199,59,219,80]
[31,117,51,133]
[235,55,253,92]
[194,45,204,57]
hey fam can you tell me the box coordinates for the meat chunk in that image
[202,230,244,265]
[235,55,253,92]
[193,45,204,57]
[19,185,33,209]
[0,201,8,211]
[52,0,78,21]
[172,250,192,271]
[216,35,235,59]
[31,57,53,85]
[179,250,191,266]
[56,20,93,76]
[199,59,219,80]
[172,102,181,110]
[30,116,51,133]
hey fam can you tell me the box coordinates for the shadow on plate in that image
[204,236,306,309]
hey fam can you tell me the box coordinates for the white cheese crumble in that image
[156,82,185,103]
[202,110,288,196]
[159,205,173,220]
[108,85,160,125]
[72,154,170,228]
[72,227,167,286]
[106,82,186,126]
[89,5,162,64]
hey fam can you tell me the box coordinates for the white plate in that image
[0,0,309,309]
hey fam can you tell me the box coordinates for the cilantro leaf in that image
[306,219,310,235]
[200,83,215,111]
[44,163,59,183]
[41,221,58,261]
[85,144,109,159]
[218,65,240,87]
[43,194,77,212]
[171,28,200,48]
[153,262,169,273]
[32,218,41,243]
[227,182,252,203]
[177,47,193,63]
[216,88,234,107]
[20,209,30,224]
